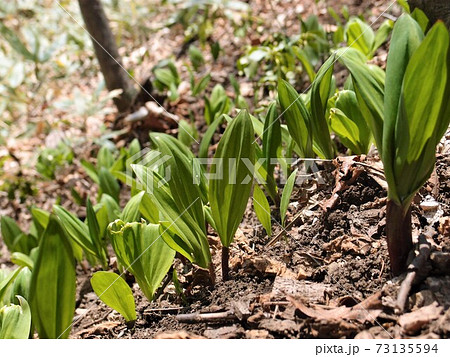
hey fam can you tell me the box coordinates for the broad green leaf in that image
[54,205,96,257]
[338,48,385,152]
[411,8,429,32]
[199,114,224,158]
[100,194,121,223]
[150,133,207,216]
[30,207,50,240]
[9,268,31,305]
[261,103,281,202]
[30,216,76,339]
[382,13,424,203]
[0,216,23,253]
[0,296,31,339]
[0,268,22,305]
[332,90,371,154]
[122,191,145,222]
[262,102,281,180]
[280,169,298,226]
[371,19,394,57]
[139,193,160,224]
[345,17,375,58]
[253,184,272,236]
[330,108,365,154]
[209,110,255,247]
[0,217,36,255]
[91,272,136,322]
[86,199,108,268]
[278,80,313,157]
[132,166,211,268]
[178,119,197,147]
[310,55,335,159]
[394,22,450,204]
[108,221,175,301]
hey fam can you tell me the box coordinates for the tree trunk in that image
[385,200,413,276]
[408,0,450,29]
[78,0,136,112]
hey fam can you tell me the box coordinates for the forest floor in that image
[1,0,449,339]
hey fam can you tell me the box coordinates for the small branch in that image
[396,233,432,313]
[176,311,236,324]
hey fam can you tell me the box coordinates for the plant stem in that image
[386,199,413,276]
[208,262,216,286]
[221,246,230,281]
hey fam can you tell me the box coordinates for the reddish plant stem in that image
[208,262,216,286]
[386,200,413,276]
[221,246,230,281]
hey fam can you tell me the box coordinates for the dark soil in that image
[69,155,450,339]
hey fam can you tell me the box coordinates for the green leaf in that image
[132,166,210,268]
[338,48,385,153]
[9,268,31,304]
[108,221,175,301]
[178,119,197,147]
[1,216,23,252]
[99,167,120,203]
[199,114,224,159]
[262,102,281,181]
[0,268,22,305]
[411,8,429,32]
[0,217,36,255]
[81,159,99,184]
[97,146,114,169]
[100,194,121,223]
[0,296,31,339]
[209,110,255,247]
[30,207,50,240]
[310,55,335,159]
[54,205,95,254]
[372,19,394,57]
[382,13,424,203]
[345,17,375,58]
[253,184,272,236]
[278,80,313,158]
[188,45,205,71]
[0,24,36,61]
[280,169,297,226]
[91,272,136,322]
[121,191,145,222]
[150,133,207,216]
[331,90,371,154]
[10,253,34,270]
[393,22,450,204]
[30,216,76,339]
[192,74,211,96]
[86,199,108,268]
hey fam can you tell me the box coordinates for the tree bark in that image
[385,200,413,276]
[78,0,136,112]
[408,0,450,29]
